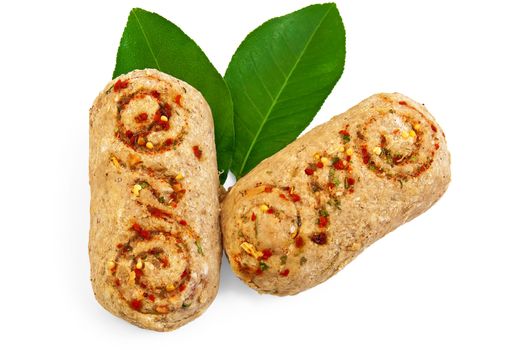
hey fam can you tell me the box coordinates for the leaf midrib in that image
[236,5,334,176]
[132,9,162,71]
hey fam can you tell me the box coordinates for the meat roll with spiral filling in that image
[89,69,221,331]
[221,93,450,295]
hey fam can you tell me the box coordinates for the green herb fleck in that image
[280,255,287,265]
[328,198,341,210]
[259,261,269,271]
[182,301,191,308]
[195,241,204,255]
[319,209,329,217]
[341,134,350,143]
[158,196,166,203]
[138,181,149,188]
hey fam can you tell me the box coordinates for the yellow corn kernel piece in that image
[160,115,168,122]
[259,204,269,212]
[338,146,345,152]
[135,259,143,269]
[401,131,409,139]
[240,242,263,259]
[176,173,184,181]
[107,261,116,269]
[137,137,146,146]
[346,148,354,156]
[111,156,120,169]
[132,184,142,196]
[373,146,382,155]
[409,130,416,138]
[413,123,421,131]
[129,271,136,282]
[146,141,154,149]
[321,157,330,165]
[314,153,321,160]
[166,284,175,292]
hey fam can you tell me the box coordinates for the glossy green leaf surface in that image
[225,3,346,178]
[114,8,234,183]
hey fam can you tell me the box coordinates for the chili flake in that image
[295,236,305,248]
[290,193,301,202]
[261,248,272,260]
[113,79,128,92]
[279,269,290,277]
[192,145,202,159]
[130,299,142,311]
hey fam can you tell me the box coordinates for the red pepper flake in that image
[151,90,161,99]
[435,143,440,150]
[116,243,124,249]
[279,269,290,277]
[327,182,335,189]
[399,101,408,106]
[160,256,169,268]
[261,249,272,260]
[179,219,187,226]
[255,268,263,275]
[316,161,324,168]
[431,124,438,132]
[310,232,328,245]
[333,159,345,170]
[175,94,182,106]
[164,138,174,146]
[132,223,151,240]
[345,155,351,161]
[264,186,273,193]
[251,212,256,221]
[290,193,301,202]
[266,208,275,214]
[134,268,143,279]
[125,130,134,139]
[135,113,148,122]
[139,229,151,240]
[304,168,314,176]
[346,177,356,186]
[279,194,288,200]
[148,206,172,220]
[113,79,128,92]
[339,130,350,136]
[130,299,142,311]
[192,145,202,160]
[179,284,186,292]
[153,111,161,122]
[115,279,121,287]
[180,269,189,279]
[318,216,329,228]
[148,294,155,302]
[295,236,305,248]
[361,145,371,164]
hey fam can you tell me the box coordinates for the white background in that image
[1,0,525,349]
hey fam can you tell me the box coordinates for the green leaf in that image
[113,8,234,183]
[225,3,346,178]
